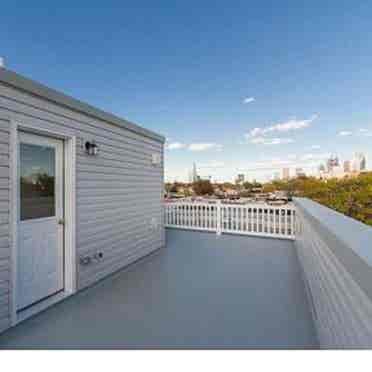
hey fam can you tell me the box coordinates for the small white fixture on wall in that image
[150,217,159,230]
[151,153,161,166]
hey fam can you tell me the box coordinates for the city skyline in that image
[168,151,369,183]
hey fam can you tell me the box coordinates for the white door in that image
[17,132,64,311]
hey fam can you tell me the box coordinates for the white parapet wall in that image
[294,198,372,348]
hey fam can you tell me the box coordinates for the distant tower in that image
[318,164,326,179]
[326,155,339,172]
[353,153,366,172]
[192,162,198,182]
[236,174,245,184]
[282,168,290,180]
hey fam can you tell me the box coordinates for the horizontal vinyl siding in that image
[0,81,164,332]
[295,203,372,348]
[0,117,10,333]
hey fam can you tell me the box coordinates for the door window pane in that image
[20,143,56,220]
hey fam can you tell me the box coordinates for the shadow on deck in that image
[0,229,319,349]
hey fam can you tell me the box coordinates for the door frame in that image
[10,121,77,326]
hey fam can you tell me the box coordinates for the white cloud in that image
[338,131,353,136]
[309,145,321,150]
[300,153,330,161]
[243,97,255,104]
[188,143,222,152]
[247,114,318,138]
[236,152,331,174]
[249,137,294,145]
[249,128,263,137]
[198,161,225,169]
[166,142,186,150]
[165,141,223,151]
[336,128,372,137]
[359,128,372,137]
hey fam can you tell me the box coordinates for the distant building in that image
[343,160,351,173]
[273,172,280,181]
[236,174,245,184]
[282,168,290,180]
[317,164,326,179]
[326,155,339,173]
[352,153,367,172]
[192,162,198,182]
[295,168,306,177]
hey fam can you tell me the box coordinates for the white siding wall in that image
[0,81,165,332]
[0,116,10,333]
[295,198,372,348]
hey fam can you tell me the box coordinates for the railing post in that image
[216,200,222,235]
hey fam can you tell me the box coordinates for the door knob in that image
[58,218,65,226]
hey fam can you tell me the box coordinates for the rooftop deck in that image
[0,229,318,349]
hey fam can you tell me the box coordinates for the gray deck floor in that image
[0,229,318,349]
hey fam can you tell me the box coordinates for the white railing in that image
[165,201,296,239]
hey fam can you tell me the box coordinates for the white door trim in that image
[10,121,77,326]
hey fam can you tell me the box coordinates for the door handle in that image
[58,218,65,226]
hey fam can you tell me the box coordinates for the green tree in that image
[262,172,372,226]
[193,180,214,196]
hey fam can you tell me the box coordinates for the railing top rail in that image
[165,202,218,208]
[220,203,295,210]
[165,201,295,210]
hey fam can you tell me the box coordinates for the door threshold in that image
[16,290,72,325]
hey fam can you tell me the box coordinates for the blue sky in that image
[1,1,372,181]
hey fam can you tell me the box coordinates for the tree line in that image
[263,172,372,226]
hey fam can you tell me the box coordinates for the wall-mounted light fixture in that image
[85,140,99,156]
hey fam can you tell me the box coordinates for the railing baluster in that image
[187,205,189,227]
[268,208,271,234]
[284,209,289,235]
[193,205,195,228]
[176,205,178,226]
[255,208,258,232]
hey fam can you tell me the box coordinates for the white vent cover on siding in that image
[151,153,161,165]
